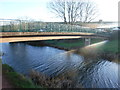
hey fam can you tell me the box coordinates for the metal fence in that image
[0,19,112,36]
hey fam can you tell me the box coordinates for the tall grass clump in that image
[29,69,81,88]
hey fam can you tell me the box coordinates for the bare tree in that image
[82,1,98,22]
[66,0,84,24]
[48,0,67,23]
[48,0,98,24]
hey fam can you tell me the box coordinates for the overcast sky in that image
[0,0,119,22]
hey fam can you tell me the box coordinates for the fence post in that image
[19,20,22,32]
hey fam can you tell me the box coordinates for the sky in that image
[0,0,119,22]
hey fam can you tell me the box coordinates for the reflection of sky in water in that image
[1,43,119,88]
[77,59,119,88]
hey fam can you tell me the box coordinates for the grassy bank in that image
[43,38,104,50]
[100,40,118,53]
[2,64,79,88]
[98,40,119,62]
[97,31,119,61]
[2,64,42,88]
[43,38,119,61]
[26,36,119,61]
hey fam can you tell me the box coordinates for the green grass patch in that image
[44,38,104,50]
[44,38,118,54]
[45,39,84,49]
[100,40,118,53]
[5,72,36,88]
[55,40,84,49]
[2,64,14,73]
[2,64,42,88]
[91,38,104,44]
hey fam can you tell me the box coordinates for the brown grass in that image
[29,69,80,88]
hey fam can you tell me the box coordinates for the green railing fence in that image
[0,19,113,36]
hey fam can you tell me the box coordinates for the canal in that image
[1,42,119,88]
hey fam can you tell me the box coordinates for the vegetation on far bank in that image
[44,39,118,54]
[100,40,118,53]
[26,36,119,61]
[44,31,119,54]
[43,38,104,50]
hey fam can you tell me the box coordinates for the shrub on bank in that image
[29,70,73,88]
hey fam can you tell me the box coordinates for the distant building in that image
[99,20,103,23]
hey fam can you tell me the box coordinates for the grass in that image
[44,37,119,54]
[99,31,119,54]
[2,63,79,88]
[100,40,118,53]
[2,64,42,88]
[91,38,104,44]
[44,39,84,50]
[29,69,80,88]
[44,38,119,61]
[44,38,104,50]
[50,40,84,49]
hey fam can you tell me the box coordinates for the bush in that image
[29,70,74,88]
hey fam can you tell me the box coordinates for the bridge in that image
[0,19,110,45]
[0,32,108,46]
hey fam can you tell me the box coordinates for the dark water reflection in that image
[1,43,119,88]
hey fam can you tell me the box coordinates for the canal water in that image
[1,42,119,88]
